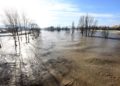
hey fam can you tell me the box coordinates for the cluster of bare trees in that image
[78,14,98,37]
[1,10,41,86]
[30,23,40,39]
[3,10,21,52]
[2,10,40,53]
[78,14,110,38]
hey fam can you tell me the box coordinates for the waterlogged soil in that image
[0,30,120,86]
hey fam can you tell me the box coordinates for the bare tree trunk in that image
[78,14,97,37]
[17,29,21,54]
[27,31,30,43]
[13,36,17,53]
[25,30,28,43]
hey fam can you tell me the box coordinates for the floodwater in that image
[0,30,120,86]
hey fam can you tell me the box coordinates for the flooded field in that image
[0,30,120,86]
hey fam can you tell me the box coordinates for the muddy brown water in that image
[0,30,120,86]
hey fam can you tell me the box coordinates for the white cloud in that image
[0,0,79,27]
[0,0,119,27]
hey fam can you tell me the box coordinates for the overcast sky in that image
[0,0,120,27]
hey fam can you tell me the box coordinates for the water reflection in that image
[28,30,120,86]
[0,30,120,86]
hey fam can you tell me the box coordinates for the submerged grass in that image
[85,58,119,65]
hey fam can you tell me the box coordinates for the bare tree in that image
[22,13,31,43]
[2,9,41,86]
[30,23,40,39]
[78,16,85,36]
[78,14,97,37]
[3,10,21,53]
[101,26,109,38]
[71,21,75,35]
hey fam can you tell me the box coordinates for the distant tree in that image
[101,26,109,38]
[71,21,75,35]
[78,14,97,37]
[30,23,40,39]
[22,13,31,43]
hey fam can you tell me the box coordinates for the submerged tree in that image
[101,26,109,39]
[3,10,21,53]
[71,21,75,35]
[2,10,38,52]
[2,9,40,86]
[2,10,23,86]
[30,23,40,39]
[22,13,31,43]
[78,14,97,37]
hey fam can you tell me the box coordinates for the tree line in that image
[45,14,120,39]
